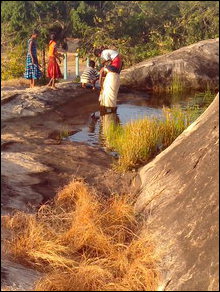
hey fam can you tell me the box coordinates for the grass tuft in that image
[104,105,201,171]
[2,179,159,291]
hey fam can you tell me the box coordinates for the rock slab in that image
[135,94,219,291]
[121,39,219,91]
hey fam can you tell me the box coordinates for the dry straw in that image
[2,179,160,291]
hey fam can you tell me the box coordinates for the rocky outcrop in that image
[1,83,141,290]
[121,39,219,91]
[1,82,87,122]
[135,94,219,291]
[1,83,139,213]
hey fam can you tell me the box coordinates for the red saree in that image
[47,56,62,79]
[47,40,62,79]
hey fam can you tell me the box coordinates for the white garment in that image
[81,78,89,83]
[101,49,119,61]
[99,72,120,107]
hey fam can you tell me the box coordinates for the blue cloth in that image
[24,39,42,79]
[106,65,120,74]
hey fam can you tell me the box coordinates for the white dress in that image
[99,72,120,107]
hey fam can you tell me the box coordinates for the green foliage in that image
[70,1,97,37]
[1,1,37,47]
[178,1,219,45]
[184,90,216,111]
[59,129,71,140]
[1,45,26,80]
[169,75,184,94]
[1,1,77,79]
[70,1,219,67]
[1,1,219,76]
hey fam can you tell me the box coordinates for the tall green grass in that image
[104,106,201,172]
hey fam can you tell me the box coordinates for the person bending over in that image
[94,48,122,87]
[94,48,123,113]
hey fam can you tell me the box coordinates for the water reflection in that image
[99,110,120,151]
[88,112,99,134]
[70,102,164,147]
[85,109,120,153]
[69,90,215,148]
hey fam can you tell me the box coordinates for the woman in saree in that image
[94,48,122,114]
[47,33,63,90]
[24,29,42,88]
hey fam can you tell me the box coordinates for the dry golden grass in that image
[2,179,159,291]
[1,78,30,88]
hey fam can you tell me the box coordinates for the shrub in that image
[1,45,26,80]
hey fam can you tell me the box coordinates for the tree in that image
[178,1,219,45]
[1,1,76,78]
[1,1,219,78]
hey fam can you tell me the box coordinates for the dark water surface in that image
[68,90,213,147]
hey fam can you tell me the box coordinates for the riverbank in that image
[2,82,141,210]
[1,82,140,289]
[1,82,218,291]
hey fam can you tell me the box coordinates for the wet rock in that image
[48,129,79,141]
[136,94,219,290]
[121,38,219,91]
[1,82,89,122]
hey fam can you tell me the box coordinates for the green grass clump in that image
[104,106,200,172]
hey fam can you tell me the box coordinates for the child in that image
[81,60,99,90]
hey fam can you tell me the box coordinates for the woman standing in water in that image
[94,48,122,114]
[24,30,42,88]
[47,33,63,90]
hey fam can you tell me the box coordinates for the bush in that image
[1,45,26,80]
